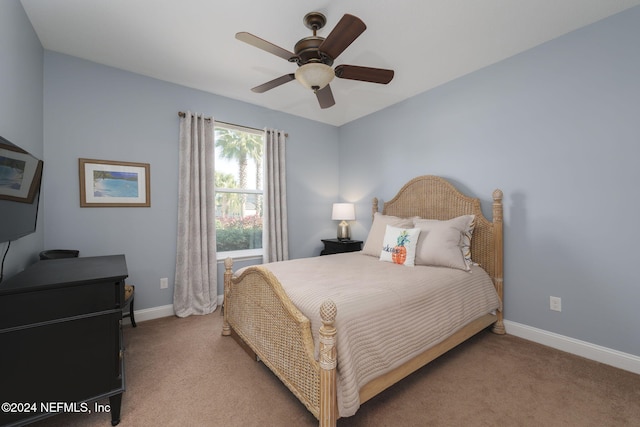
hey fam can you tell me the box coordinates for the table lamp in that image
[332,203,355,240]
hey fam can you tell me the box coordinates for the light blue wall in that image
[339,7,640,357]
[42,52,339,309]
[0,0,44,277]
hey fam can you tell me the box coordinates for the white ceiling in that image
[20,0,640,126]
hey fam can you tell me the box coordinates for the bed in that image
[222,175,505,426]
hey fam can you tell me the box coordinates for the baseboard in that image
[504,320,640,375]
[121,304,175,325]
[121,295,225,325]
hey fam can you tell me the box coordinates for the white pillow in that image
[413,215,475,271]
[379,225,421,267]
[362,213,415,257]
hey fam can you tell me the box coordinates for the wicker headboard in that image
[372,175,504,290]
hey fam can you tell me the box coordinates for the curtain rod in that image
[178,111,211,121]
[177,112,287,136]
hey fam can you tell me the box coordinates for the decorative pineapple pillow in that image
[362,213,415,257]
[379,225,421,266]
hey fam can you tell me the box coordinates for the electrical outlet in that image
[550,296,562,312]
[160,278,168,289]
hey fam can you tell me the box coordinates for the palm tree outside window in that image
[214,124,264,258]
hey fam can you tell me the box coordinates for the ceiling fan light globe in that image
[295,63,335,91]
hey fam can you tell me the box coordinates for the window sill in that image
[217,249,263,262]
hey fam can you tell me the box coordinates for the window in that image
[214,123,264,258]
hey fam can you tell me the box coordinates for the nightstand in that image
[320,239,363,255]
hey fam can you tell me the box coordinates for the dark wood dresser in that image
[0,255,128,427]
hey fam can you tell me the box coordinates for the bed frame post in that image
[222,257,233,336]
[372,197,379,219]
[491,189,506,335]
[319,300,338,427]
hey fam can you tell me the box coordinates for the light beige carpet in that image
[32,310,640,426]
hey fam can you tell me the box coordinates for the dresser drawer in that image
[0,280,123,330]
[0,311,123,426]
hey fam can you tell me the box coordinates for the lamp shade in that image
[295,63,335,91]
[331,203,355,221]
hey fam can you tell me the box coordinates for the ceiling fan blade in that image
[251,74,295,93]
[335,65,394,84]
[236,32,296,61]
[315,85,335,109]
[318,14,366,60]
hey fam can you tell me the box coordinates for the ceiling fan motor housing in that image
[293,37,333,66]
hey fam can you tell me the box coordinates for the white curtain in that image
[174,112,217,317]
[263,128,289,262]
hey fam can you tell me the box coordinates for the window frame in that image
[214,123,264,260]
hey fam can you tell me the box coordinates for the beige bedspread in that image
[253,252,501,417]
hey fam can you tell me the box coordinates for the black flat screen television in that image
[0,135,43,243]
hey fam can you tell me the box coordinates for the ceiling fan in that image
[236,12,394,109]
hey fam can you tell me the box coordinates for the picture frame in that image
[79,158,150,207]
[0,141,44,204]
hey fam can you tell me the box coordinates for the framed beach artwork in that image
[0,140,43,204]
[79,158,150,207]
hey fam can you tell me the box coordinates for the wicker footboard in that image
[222,259,338,425]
